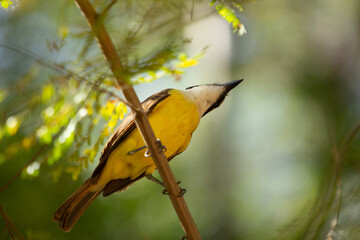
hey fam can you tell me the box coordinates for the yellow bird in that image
[53,80,242,231]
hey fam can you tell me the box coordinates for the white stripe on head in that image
[183,84,226,117]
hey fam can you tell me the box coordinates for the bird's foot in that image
[146,175,186,197]
[127,145,147,155]
[127,139,166,156]
[146,174,165,187]
[162,185,186,198]
[144,139,167,157]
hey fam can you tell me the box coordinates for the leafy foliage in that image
[210,0,250,36]
[0,0,12,9]
[274,126,360,240]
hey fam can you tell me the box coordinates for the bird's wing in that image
[90,88,172,181]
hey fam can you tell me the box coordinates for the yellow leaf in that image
[22,137,33,149]
[1,0,12,9]
[101,126,110,137]
[172,69,184,75]
[86,102,93,116]
[100,101,115,121]
[103,79,114,86]
[148,71,156,78]
[134,77,145,84]
[115,102,126,114]
[108,118,118,128]
[119,112,124,120]
[161,66,171,74]
[41,84,55,103]
[84,148,96,160]
[177,58,198,68]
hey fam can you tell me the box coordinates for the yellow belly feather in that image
[97,90,200,186]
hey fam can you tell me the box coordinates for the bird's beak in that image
[222,79,243,93]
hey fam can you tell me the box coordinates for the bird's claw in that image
[162,181,186,198]
[144,139,167,157]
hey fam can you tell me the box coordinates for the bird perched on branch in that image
[53,80,242,231]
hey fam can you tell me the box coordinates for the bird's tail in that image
[53,179,102,232]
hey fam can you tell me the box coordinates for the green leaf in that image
[41,84,55,103]
[212,2,247,36]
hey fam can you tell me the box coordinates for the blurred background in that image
[1,0,360,239]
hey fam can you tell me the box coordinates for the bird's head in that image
[184,79,243,117]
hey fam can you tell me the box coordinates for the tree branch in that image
[74,0,201,239]
[0,205,15,240]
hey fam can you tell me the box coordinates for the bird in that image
[53,79,243,232]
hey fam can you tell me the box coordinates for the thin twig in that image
[326,123,360,239]
[0,205,15,240]
[0,42,135,109]
[74,0,201,239]
[326,139,343,240]
[304,129,342,240]
[342,122,360,157]
[3,214,26,240]
[99,89,139,111]
[99,0,117,18]
[116,3,156,59]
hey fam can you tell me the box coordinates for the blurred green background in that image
[1,0,360,239]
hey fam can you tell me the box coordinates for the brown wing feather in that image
[90,89,172,181]
[102,173,146,196]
